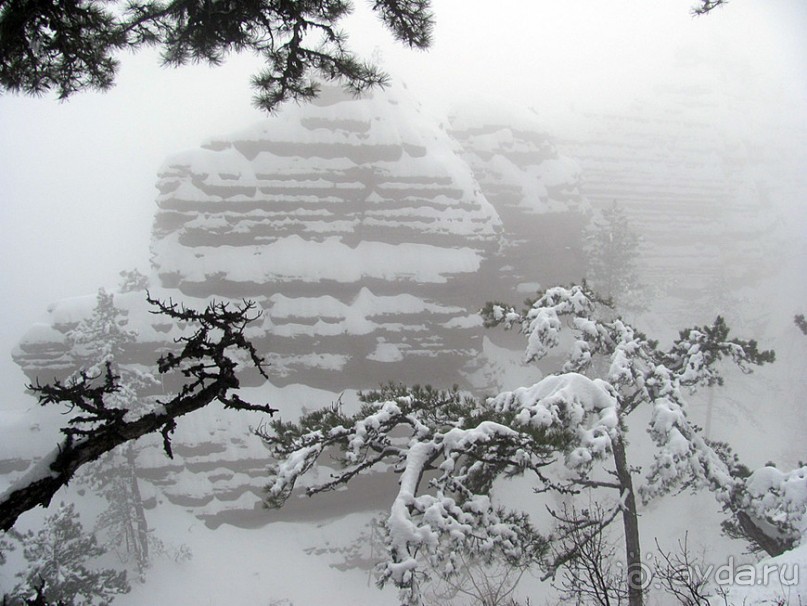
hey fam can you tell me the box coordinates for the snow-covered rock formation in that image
[552,63,797,326]
[447,100,587,296]
[14,86,585,393]
[8,86,586,524]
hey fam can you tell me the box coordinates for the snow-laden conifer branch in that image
[261,384,557,603]
[741,466,807,546]
[714,443,807,555]
[263,372,652,602]
[490,373,620,474]
[0,296,276,532]
[484,284,776,500]
[664,316,775,386]
[267,283,785,603]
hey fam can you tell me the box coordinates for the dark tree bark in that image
[613,436,643,606]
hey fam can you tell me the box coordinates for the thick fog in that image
[0,1,804,397]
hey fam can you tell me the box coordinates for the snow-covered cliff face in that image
[9,86,585,523]
[149,86,497,388]
[553,80,788,326]
[151,86,502,292]
[13,86,585,394]
[447,101,588,297]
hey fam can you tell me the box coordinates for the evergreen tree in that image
[9,503,129,606]
[584,201,645,312]
[712,442,806,557]
[68,289,158,577]
[0,0,731,112]
[482,286,776,606]
[66,287,160,420]
[261,284,780,606]
[261,384,551,604]
[117,269,149,294]
[68,289,133,374]
[81,447,153,578]
[0,0,434,111]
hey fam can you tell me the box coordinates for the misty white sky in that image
[0,0,805,401]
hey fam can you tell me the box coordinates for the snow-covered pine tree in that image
[740,465,807,548]
[262,284,780,606]
[482,284,777,606]
[67,288,158,577]
[261,384,553,604]
[82,447,153,578]
[715,448,807,557]
[9,502,129,606]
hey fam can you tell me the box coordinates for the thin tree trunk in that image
[126,444,149,572]
[612,436,643,606]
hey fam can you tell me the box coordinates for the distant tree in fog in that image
[584,201,646,312]
[795,313,807,336]
[118,269,149,293]
[0,0,729,112]
[68,289,157,578]
[4,502,129,606]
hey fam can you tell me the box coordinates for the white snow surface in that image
[153,234,483,284]
[491,373,619,470]
[744,465,807,542]
[114,504,400,605]
[719,542,807,605]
